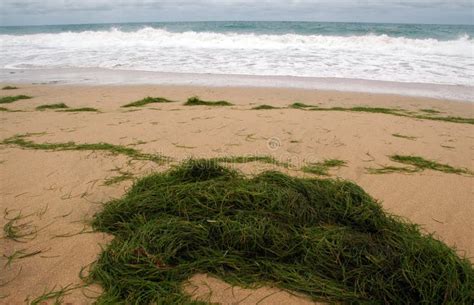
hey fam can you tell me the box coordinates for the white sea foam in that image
[0,27,473,85]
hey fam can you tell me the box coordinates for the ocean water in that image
[0,21,473,86]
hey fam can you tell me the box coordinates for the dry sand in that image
[0,84,473,304]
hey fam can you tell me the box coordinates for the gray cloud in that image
[2,0,472,11]
[1,0,472,25]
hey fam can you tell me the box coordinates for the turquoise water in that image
[1,21,473,40]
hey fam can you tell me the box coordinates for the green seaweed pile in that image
[184,96,233,106]
[90,160,473,304]
[122,97,176,108]
[0,95,31,104]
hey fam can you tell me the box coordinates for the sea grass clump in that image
[0,95,31,104]
[1,134,167,164]
[289,103,474,125]
[368,155,473,175]
[36,103,69,110]
[61,107,99,112]
[184,96,233,106]
[251,104,279,110]
[289,102,316,109]
[122,97,176,108]
[302,159,346,176]
[2,86,18,90]
[90,159,473,304]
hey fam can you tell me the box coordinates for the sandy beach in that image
[1,84,473,304]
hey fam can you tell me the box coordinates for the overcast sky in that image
[0,0,473,26]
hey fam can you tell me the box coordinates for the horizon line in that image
[1,20,473,28]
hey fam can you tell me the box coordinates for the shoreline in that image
[2,68,473,102]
